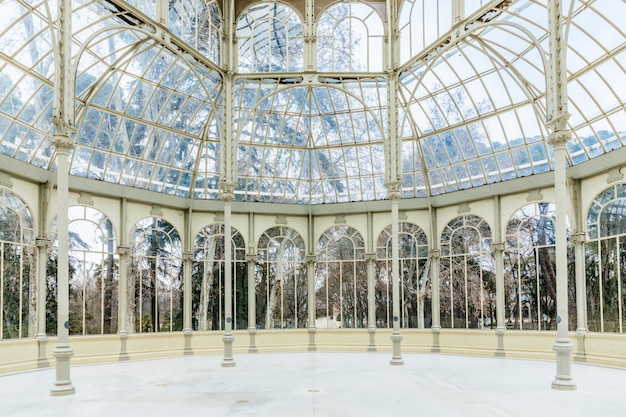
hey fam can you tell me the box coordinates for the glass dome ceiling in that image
[0,0,624,204]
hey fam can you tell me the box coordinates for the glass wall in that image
[587,184,626,333]
[316,225,367,328]
[0,188,35,339]
[256,226,306,329]
[193,224,247,331]
[375,222,430,328]
[440,214,494,329]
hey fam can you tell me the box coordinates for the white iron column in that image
[247,252,257,352]
[427,204,441,351]
[385,0,402,365]
[116,246,130,360]
[366,214,375,336]
[50,135,75,396]
[221,0,236,368]
[304,0,316,71]
[50,0,75,394]
[493,242,506,355]
[247,212,257,352]
[494,242,505,332]
[182,251,193,353]
[307,255,317,350]
[306,211,317,349]
[547,0,575,390]
[183,208,193,344]
[493,197,506,354]
[221,183,236,367]
[36,237,50,367]
[573,232,587,361]
[550,131,575,390]
[389,183,403,365]
[366,252,376,350]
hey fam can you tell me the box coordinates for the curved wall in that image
[2,330,626,376]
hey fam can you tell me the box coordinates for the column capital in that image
[365,252,376,262]
[36,237,51,249]
[571,232,585,245]
[428,249,440,259]
[51,116,75,150]
[182,251,194,262]
[219,181,236,202]
[51,134,75,151]
[492,242,505,253]
[385,180,402,201]
[116,246,130,256]
[306,254,317,264]
[246,254,258,263]
[548,129,571,147]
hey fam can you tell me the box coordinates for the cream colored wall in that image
[3,330,626,375]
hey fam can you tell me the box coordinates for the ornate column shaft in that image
[550,130,575,390]
[36,237,51,368]
[547,0,575,391]
[306,254,317,351]
[50,0,76,396]
[387,182,403,365]
[50,134,75,396]
[221,182,236,367]
[247,252,257,353]
[493,242,505,332]
[366,252,377,351]
[116,246,130,360]
[493,241,506,356]
[36,238,50,339]
[116,246,129,337]
[572,232,587,361]
[182,251,193,333]
[304,0,316,72]
[183,251,194,354]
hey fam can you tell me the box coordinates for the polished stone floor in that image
[2,352,626,417]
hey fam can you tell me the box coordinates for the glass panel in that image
[130,218,183,333]
[318,2,383,72]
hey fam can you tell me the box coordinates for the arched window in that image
[317,2,384,72]
[192,223,246,331]
[256,226,306,329]
[316,225,366,328]
[375,222,429,328]
[0,188,35,339]
[399,0,452,64]
[440,214,494,329]
[169,0,223,65]
[586,184,626,333]
[62,206,118,335]
[505,203,559,330]
[129,217,182,333]
[237,2,304,73]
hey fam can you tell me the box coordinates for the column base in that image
[221,333,236,367]
[389,331,404,366]
[431,327,440,353]
[495,328,506,357]
[367,326,377,352]
[307,327,317,352]
[552,338,576,391]
[119,331,130,361]
[50,345,75,397]
[248,328,258,353]
[184,329,193,355]
[50,381,76,397]
[574,330,587,362]
[36,334,50,369]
